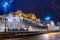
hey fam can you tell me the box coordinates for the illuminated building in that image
[27,13,36,20]
[15,10,42,23]
[0,10,45,31]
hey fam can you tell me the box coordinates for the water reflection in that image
[5,32,60,40]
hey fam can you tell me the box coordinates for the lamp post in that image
[1,0,13,32]
[45,16,51,31]
[3,2,9,32]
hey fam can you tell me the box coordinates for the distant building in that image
[49,21,59,30]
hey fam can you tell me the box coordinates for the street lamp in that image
[1,0,13,32]
[45,16,50,22]
[3,2,9,32]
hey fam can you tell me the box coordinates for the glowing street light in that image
[4,5,6,7]
[3,2,8,7]
[5,2,8,5]
[45,16,50,22]
[2,2,9,13]
[45,17,50,20]
[3,2,9,8]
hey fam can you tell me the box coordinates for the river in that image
[4,32,60,40]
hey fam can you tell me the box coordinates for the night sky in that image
[0,0,60,22]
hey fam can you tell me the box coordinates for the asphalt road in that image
[3,32,60,40]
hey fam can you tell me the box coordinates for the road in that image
[2,32,60,40]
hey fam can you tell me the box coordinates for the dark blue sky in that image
[0,0,60,22]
